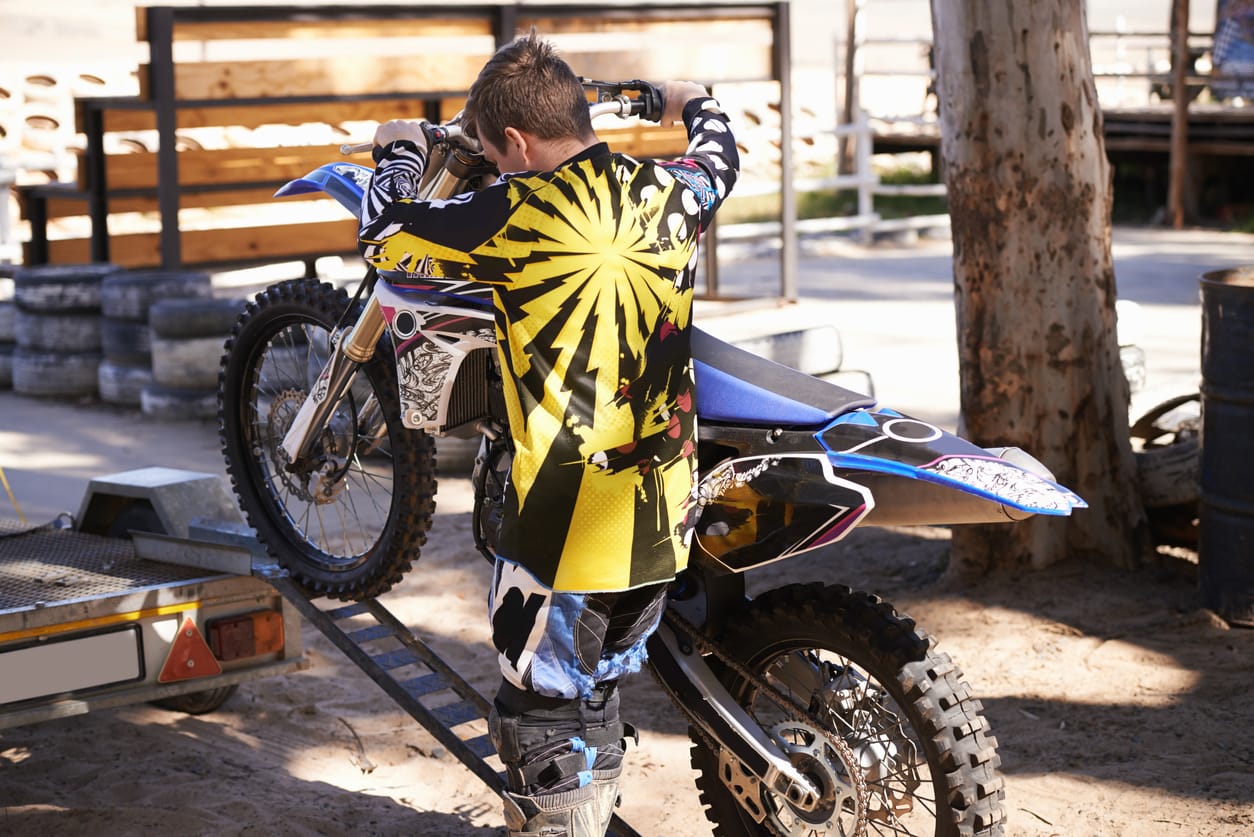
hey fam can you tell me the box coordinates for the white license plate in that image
[1,626,143,704]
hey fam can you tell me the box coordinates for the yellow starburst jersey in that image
[361,98,738,592]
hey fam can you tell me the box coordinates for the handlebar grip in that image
[633,82,664,124]
[423,123,452,144]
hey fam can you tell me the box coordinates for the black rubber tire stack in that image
[0,266,14,389]
[99,269,213,407]
[143,296,245,420]
[11,264,117,399]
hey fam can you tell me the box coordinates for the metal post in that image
[855,109,874,245]
[1167,0,1190,229]
[82,104,111,263]
[148,7,182,268]
[494,4,518,48]
[774,1,797,302]
[25,188,49,264]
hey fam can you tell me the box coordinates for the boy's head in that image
[463,31,594,153]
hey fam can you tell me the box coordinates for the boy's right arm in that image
[359,130,511,276]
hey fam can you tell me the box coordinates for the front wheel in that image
[218,279,436,600]
[691,583,1005,836]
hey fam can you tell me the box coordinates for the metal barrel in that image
[1199,266,1254,627]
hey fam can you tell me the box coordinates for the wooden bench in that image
[19,3,788,276]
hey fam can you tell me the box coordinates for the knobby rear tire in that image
[218,279,436,601]
[690,583,1006,837]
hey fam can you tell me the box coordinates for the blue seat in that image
[693,328,875,427]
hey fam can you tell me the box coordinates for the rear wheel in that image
[692,584,1005,836]
[218,279,435,600]
[150,685,238,715]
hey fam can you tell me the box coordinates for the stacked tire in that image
[99,269,213,407]
[0,266,14,389]
[143,296,245,421]
[11,264,116,399]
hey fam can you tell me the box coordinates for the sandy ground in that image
[0,391,1252,837]
[3,227,1254,836]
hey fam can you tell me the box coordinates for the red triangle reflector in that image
[158,616,223,683]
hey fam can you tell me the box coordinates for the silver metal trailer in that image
[0,467,306,729]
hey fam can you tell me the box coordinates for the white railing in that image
[719,108,948,246]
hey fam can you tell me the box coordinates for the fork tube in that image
[339,295,386,362]
[280,296,387,464]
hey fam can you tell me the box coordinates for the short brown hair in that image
[463,32,593,150]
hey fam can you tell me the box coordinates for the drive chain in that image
[658,609,869,836]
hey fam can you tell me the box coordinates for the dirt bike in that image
[218,79,1086,836]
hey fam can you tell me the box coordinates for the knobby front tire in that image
[218,279,436,601]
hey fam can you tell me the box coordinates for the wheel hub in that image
[265,388,350,505]
[764,721,860,836]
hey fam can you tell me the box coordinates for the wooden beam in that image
[517,16,774,81]
[143,55,490,101]
[91,145,369,191]
[91,97,439,134]
[43,187,328,220]
[91,131,690,193]
[44,219,362,269]
[167,17,493,43]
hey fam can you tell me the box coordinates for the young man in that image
[359,32,738,836]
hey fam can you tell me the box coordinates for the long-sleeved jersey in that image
[360,97,738,592]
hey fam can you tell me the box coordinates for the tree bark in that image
[929,0,1150,575]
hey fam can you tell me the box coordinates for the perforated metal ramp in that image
[255,566,643,837]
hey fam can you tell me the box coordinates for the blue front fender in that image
[275,163,372,215]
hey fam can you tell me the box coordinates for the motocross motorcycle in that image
[218,80,1086,837]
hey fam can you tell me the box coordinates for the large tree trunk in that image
[929,0,1150,575]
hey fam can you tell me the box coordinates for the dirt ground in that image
[2,463,1251,836]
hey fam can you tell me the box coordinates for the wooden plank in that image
[91,130,688,193]
[94,98,437,134]
[44,194,88,220]
[600,125,691,159]
[146,54,490,101]
[517,15,775,82]
[45,234,154,268]
[43,187,328,220]
[166,17,492,43]
[94,145,372,191]
[44,219,362,269]
[1105,138,1254,156]
[180,219,361,265]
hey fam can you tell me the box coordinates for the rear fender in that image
[819,409,1087,517]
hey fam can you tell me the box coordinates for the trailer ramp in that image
[149,525,643,837]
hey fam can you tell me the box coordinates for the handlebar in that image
[341,123,460,156]
[341,79,664,156]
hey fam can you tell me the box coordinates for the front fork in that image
[280,295,387,465]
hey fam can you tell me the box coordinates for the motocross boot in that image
[579,687,634,834]
[501,785,602,837]
[588,766,622,834]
